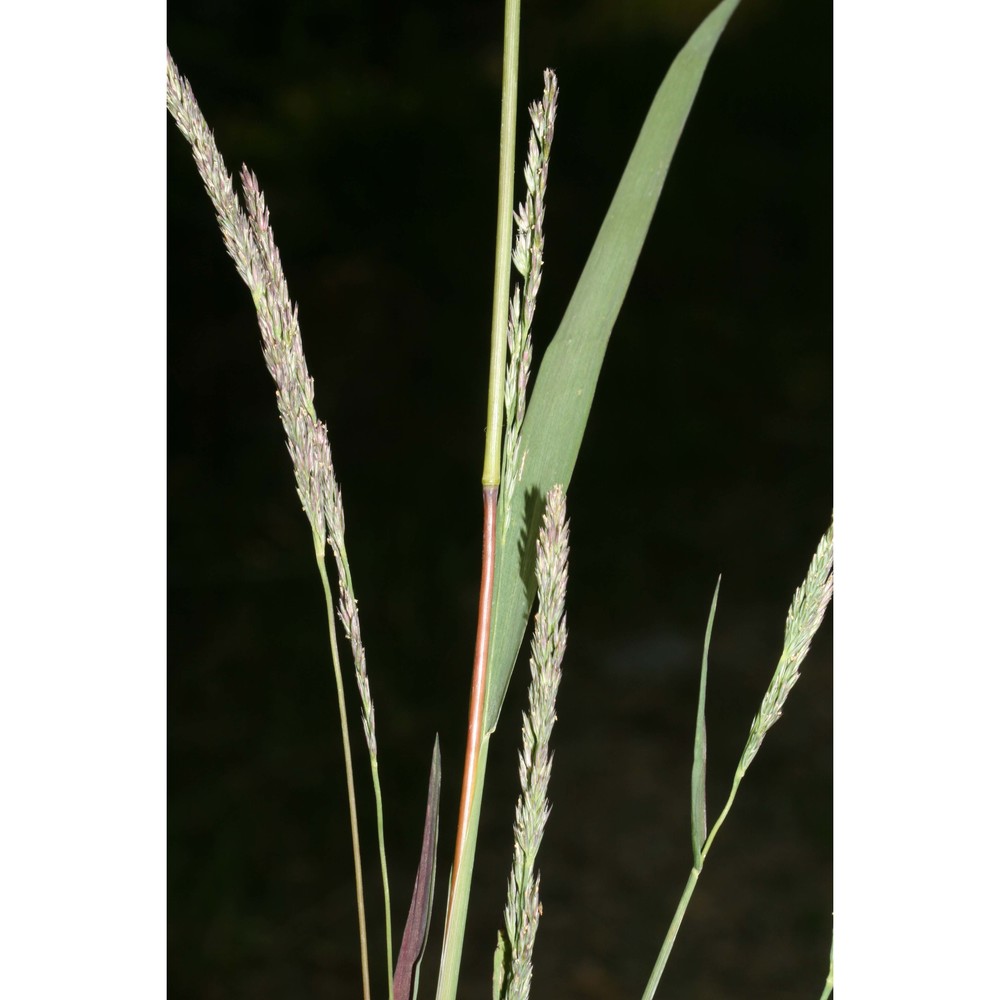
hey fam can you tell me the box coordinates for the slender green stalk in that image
[333,524,394,1000]
[368,760,393,1000]
[639,753,739,1000]
[441,54,557,1000]
[699,772,739,861]
[314,544,372,1000]
[438,1,522,996]
[437,739,491,1000]
[482,0,522,488]
[640,866,701,1000]
[439,487,497,1000]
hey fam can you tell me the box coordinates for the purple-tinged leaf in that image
[393,737,441,1000]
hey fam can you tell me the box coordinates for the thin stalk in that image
[641,783,736,1000]
[640,866,701,1000]
[371,762,393,1000]
[641,775,735,1000]
[331,527,394,1000]
[482,0,522,488]
[642,777,802,999]
[450,485,497,906]
[436,737,491,1000]
[438,0,521,995]
[819,930,833,1000]
[314,541,371,1000]
[442,488,497,936]
[699,772,741,863]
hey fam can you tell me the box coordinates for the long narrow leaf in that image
[691,576,721,865]
[393,738,442,1000]
[484,0,743,734]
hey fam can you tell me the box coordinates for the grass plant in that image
[168,0,831,996]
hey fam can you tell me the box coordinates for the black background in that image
[168,1,831,997]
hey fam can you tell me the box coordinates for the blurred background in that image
[168,1,831,997]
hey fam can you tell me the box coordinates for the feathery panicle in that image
[500,71,559,541]
[239,164,332,544]
[166,42,379,785]
[496,484,569,1000]
[167,51,330,544]
[166,52,372,714]
[166,53,259,290]
[739,520,834,775]
[168,52,387,998]
[169,36,384,781]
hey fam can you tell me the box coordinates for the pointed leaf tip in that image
[691,576,721,864]
[393,737,442,1000]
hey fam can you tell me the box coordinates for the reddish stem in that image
[447,485,498,920]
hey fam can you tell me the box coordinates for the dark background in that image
[168,1,831,997]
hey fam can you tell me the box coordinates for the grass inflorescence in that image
[500,70,558,544]
[167,50,390,1000]
[494,484,569,1000]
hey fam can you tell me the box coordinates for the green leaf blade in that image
[692,576,721,865]
[484,0,744,735]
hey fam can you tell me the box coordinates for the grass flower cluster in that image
[740,522,835,774]
[500,71,558,544]
[494,485,569,1000]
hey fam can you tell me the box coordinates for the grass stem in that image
[450,486,497,908]
[482,0,522,488]
[640,866,701,1000]
[371,762,393,1000]
[331,521,394,1000]
[436,739,492,1000]
[439,0,521,993]
[439,486,498,991]
[314,542,371,1000]
[698,773,740,863]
